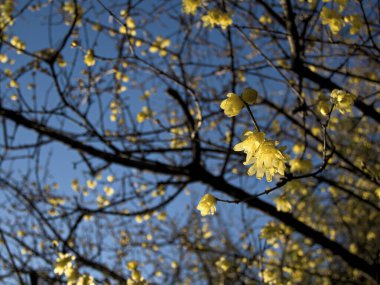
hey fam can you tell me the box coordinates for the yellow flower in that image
[318,98,331,116]
[127,269,147,285]
[127,261,139,270]
[241,88,258,104]
[97,195,110,207]
[196,194,217,216]
[65,267,80,285]
[330,89,356,114]
[220,93,244,117]
[149,36,170,56]
[137,106,155,123]
[107,175,115,182]
[103,186,114,196]
[77,274,95,285]
[201,8,233,30]
[274,195,292,212]
[86,179,97,189]
[182,0,202,15]
[233,131,266,164]
[290,158,313,174]
[84,49,95,66]
[10,36,26,53]
[246,140,289,182]
[0,54,8,63]
[54,253,75,275]
[320,7,344,34]
[215,256,231,272]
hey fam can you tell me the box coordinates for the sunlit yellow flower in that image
[65,267,80,285]
[202,8,233,30]
[86,179,97,189]
[77,274,95,285]
[127,261,139,270]
[234,131,266,164]
[274,195,292,212]
[10,36,26,53]
[149,36,170,56]
[0,54,8,63]
[196,193,217,216]
[54,253,75,275]
[84,49,95,66]
[320,7,344,34]
[137,106,155,123]
[127,269,147,285]
[246,140,289,182]
[215,256,231,272]
[330,89,356,114]
[220,93,244,117]
[318,98,331,116]
[182,0,202,15]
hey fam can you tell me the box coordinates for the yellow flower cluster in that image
[54,253,95,285]
[182,0,202,15]
[290,158,313,174]
[119,17,137,36]
[127,261,148,285]
[320,7,344,34]
[170,127,189,149]
[149,36,170,57]
[215,256,232,272]
[0,0,14,31]
[196,193,217,216]
[10,36,26,54]
[234,131,289,182]
[330,89,356,114]
[136,106,155,123]
[62,1,84,25]
[220,88,258,117]
[54,253,75,275]
[317,96,331,117]
[201,8,233,30]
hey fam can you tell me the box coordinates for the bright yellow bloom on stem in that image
[196,193,217,216]
[10,36,26,53]
[127,270,147,285]
[201,8,233,30]
[0,54,8,63]
[65,267,80,285]
[238,139,288,182]
[127,261,139,270]
[234,131,266,164]
[318,98,331,116]
[182,0,202,15]
[77,274,95,285]
[274,195,292,212]
[220,93,244,117]
[290,158,313,174]
[149,36,170,56]
[54,253,75,275]
[241,88,258,104]
[215,256,231,272]
[330,89,356,114]
[119,17,136,36]
[84,49,95,66]
[137,106,155,123]
[320,7,344,34]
